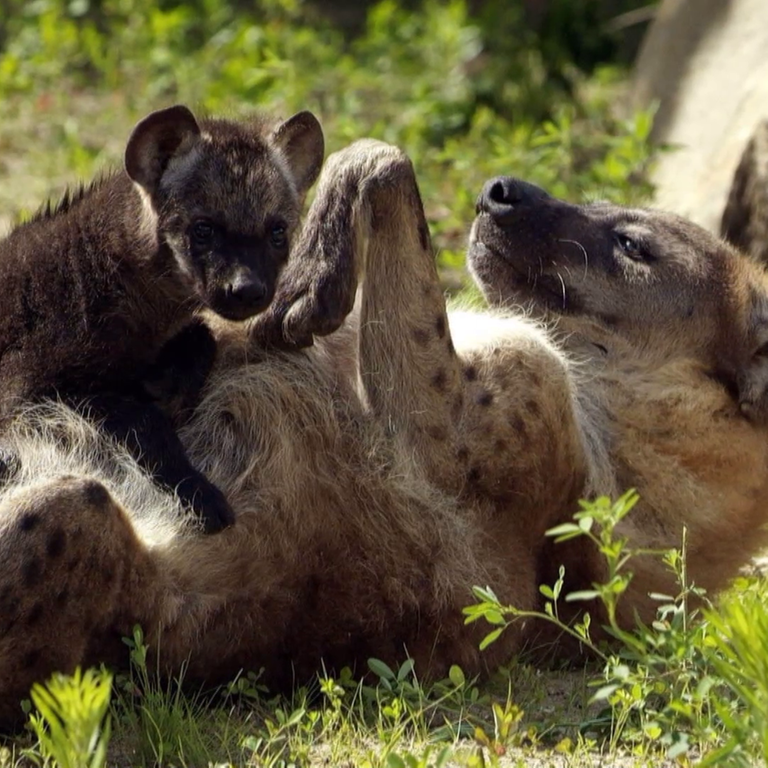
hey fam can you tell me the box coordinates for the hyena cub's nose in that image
[225,274,268,317]
[476,177,551,223]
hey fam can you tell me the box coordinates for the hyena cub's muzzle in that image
[209,264,275,322]
[187,224,288,322]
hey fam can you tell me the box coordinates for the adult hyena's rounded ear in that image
[737,290,768,423]
[124,105,202,195]
[272,111,325,197]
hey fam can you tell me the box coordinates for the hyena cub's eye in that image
[269,223,288,249]
[191,220,217,246]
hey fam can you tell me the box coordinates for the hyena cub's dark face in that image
[125,105,324,321]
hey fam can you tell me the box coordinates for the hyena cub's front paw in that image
[176,473,235,534]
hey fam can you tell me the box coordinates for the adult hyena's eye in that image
[614,233,653,263]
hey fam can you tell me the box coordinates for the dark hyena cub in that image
[0,105,324,532]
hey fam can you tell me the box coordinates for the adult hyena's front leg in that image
[257,141,465,492]
[355,145,467,491]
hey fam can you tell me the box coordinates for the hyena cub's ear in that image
[124,104,202,195]
[271,111,325,198]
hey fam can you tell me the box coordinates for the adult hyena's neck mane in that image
[556,311,768,562]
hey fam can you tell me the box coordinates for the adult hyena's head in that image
[124,105,324,321]
[468,176,768,423]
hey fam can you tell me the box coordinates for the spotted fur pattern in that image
[2,141,768,727]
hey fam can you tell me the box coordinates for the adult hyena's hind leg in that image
[257,140,466,492]
[0,475,160,729]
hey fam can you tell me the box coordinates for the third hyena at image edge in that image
[1,138,768,727]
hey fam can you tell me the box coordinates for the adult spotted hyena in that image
[468,176,768,636]
[2,140,768,728]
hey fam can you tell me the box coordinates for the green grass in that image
[8,495,768,767]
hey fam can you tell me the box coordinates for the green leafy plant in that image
[464,490,738,761]
[386,744,451,768]
[700,583,768,767]
[26,667,112,768]
[112,625,215,766]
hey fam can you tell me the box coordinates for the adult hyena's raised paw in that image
[279,264,358,345]
[250,163,363,347]
[251,139,422,350]
[250,256,357,349]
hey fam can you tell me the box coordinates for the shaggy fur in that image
[1,141,768,728]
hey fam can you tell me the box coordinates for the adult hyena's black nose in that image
[476,176,551,224]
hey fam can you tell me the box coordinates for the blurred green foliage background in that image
[0,0,658,281]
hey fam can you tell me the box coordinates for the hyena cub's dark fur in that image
[0,105,324,532]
